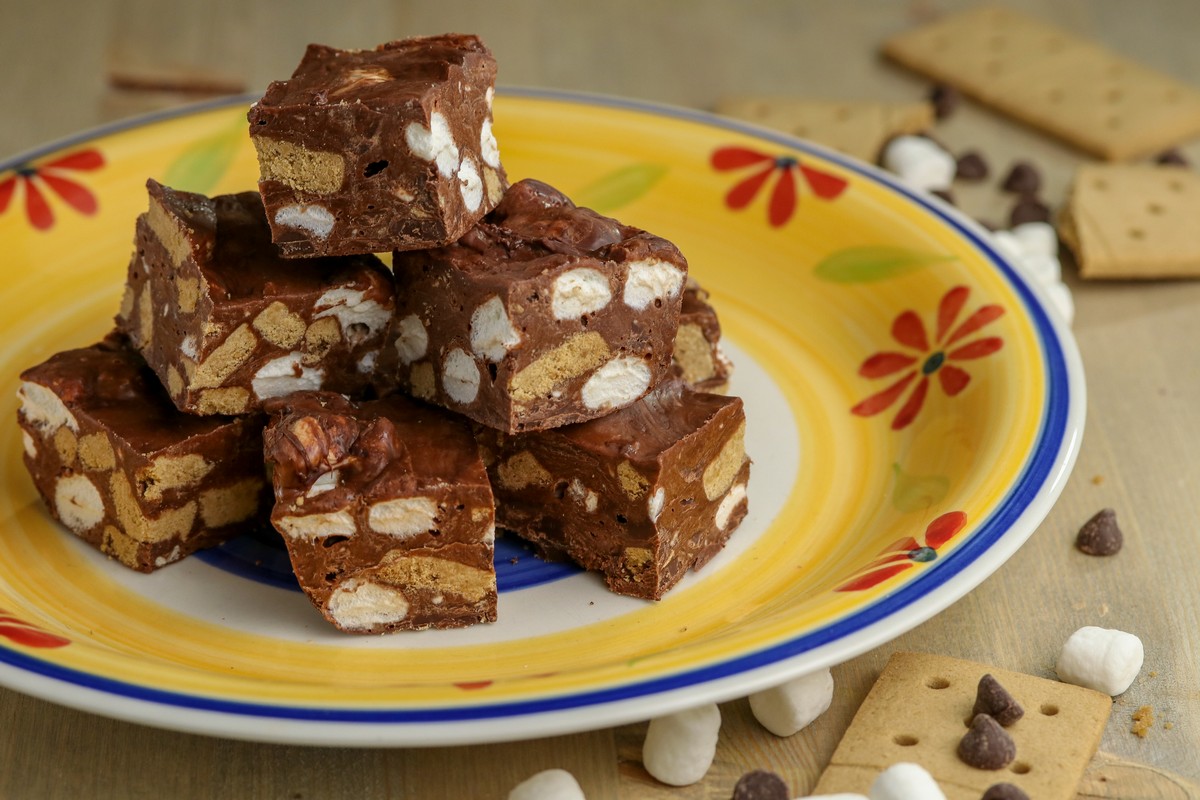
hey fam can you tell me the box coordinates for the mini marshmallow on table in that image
[869,762,947,800]
[881,135,957,192]
[507,768,586,800]
[641,703,721,786]
[1056,625,1145,696]
[987,222,1074,326]
[748,668,834,737]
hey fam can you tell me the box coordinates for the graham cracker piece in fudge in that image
[881,6,1200,160]
[713,97,933,162]
[1058,164,1200,279]
[813,651,1111,799]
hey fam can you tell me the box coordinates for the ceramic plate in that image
[0,89,1083,746]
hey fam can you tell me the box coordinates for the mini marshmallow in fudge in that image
[17,333,269,572]
[385,178,688,433]
[672,278,733,393]
[482,381,749,600]
[248,35,506,256]
[116,180,394,416]
[263,391,496,633]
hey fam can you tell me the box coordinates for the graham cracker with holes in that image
[713,98,933,163]
[881,6,1200,160]
[1059,164,1200,279]
[813,651,1111,799]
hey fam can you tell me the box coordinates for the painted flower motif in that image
[0,148,105,231]
[0,608,70,649]
[851,285,1005,431]
[711,146,847,227]
[835,511,967,592]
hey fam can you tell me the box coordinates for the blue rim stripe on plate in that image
[0,89,1076,723]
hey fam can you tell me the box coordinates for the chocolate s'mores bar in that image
[248,35,506,256]
[116,180,395,416]
[17,333,269,572]
[482,381,750,600]
[383,178,688,433]
[263,391,496,633]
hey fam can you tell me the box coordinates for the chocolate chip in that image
[1001,161,1042,194]
[1075,508,1123,555]
[731,769,789,800]
[1155,148,1190,167]
[1008,197,1051,226]
[972,674,1025,727]
[983,783,1031,800]
[929,83,962,120]
[957,713,1016,770]
[956,150,990,181]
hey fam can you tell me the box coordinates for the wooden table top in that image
[3,1,1200,797]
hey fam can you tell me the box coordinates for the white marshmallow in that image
[507,768,586,800]
[1043,281,1075,326]
[642,703,721,786]
[469,296,521,362]
[442,348,481,404]
[1020,252,1062,286]
[1056,625,1144,696]
[581,356,651,411]
[869,762,947,800]
[749,668,834,737]
[988,230,1026,266]
[251,353,325,399]
[881,136,957,192]
[987,228,1072,327]
[274,204,335,239]
[1011,221,1059,258]
[801,795,869,800]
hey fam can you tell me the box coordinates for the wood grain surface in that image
[3,1,1200,797]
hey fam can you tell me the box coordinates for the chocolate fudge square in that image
[248,35,506,257]
[482,381,750,600]
[263,391,496,633]
[384,178,689,433]
[16,333,269,572]
[672,278,733,393]
[116,180,395,416]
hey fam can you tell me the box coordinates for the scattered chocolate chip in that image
[1009,197,1051,226]
[929,83,962,120]
[1155,148,1190,167]
[930,188,956,205]
[956,150,990,181]
[1075,508,1123,555]
[957,713,1017,770]
[972,674,1025,727]
[983,783,1031,800]
[1001,161,1042,194]
[731,769,789,800]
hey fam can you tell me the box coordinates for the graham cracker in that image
[813,651,1111,799]
[713,97,933,163]
[881,6,1200,160]
[1058,164,1200,279]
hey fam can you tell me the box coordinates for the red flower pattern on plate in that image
[0,608,70,649]
[835,511,968,592]
[711,146,847,227]
[0,148,105,231]
[851,285,1005,431]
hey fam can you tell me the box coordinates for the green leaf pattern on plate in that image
[814,246,955,283]
[574,163,668,212]
[162,113,246,194]
[891,462,950,513]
